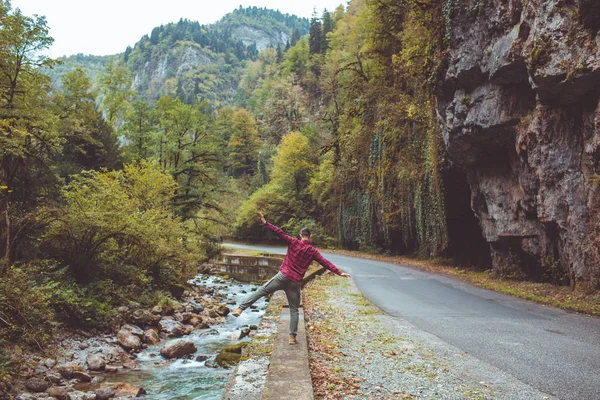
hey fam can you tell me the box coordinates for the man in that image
[233,212,350,345]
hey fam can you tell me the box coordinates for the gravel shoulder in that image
[303,273,555,400]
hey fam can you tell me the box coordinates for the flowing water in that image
[106,274,270,399]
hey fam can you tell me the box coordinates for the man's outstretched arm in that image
[313,251,351,277]
[259,212,294,244]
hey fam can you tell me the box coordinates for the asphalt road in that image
[223,243,600,400]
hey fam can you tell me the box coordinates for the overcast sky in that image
[11,0,347,58]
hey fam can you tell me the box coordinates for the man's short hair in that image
[300,227,311,238]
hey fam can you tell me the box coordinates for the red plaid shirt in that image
[265,222,343,282]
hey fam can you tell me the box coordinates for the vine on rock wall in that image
[324,0,448,255]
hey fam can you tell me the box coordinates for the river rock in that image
[56,364,73,379]
[198,322,210,330]
[46,371,63,384]
[195,355,209,362]
[215,305,230,317]
[24,377,50,393]
[104,365,120,373]
[180,312,194,323]
[142,329,159,345]
[187,301,204,313]
[172,303,185,313]
[120,324,143,337]
[130,310,160,327]
[14,395,36,400]
[72,371,92,383]
[215,342,247,368]
[113,382,146,397]
[117,330,141,351]
[151,305,162,315]
[160,339,197,359]
[158,319,184,337]
[238,328,251,340]
[66,391,95,400]
[189,316,202,327]
[49,386,70,400]
[86,354,106,371]
[94,387,115,400]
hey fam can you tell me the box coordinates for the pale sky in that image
[10,0,347,58]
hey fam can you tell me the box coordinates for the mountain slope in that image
[47,7,308,106]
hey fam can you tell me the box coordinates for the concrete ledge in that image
[262,309,313,400]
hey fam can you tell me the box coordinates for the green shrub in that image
[41,161,203,289]
[0,264,57,349]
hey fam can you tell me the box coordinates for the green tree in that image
[309,10,322,55]
[54,68,121,176]
[227,109,260,177]
[0,1,59,270]
[121,100,156,161]
[321,9,334,53]
[155,96,220,219]
[98,59,134,126]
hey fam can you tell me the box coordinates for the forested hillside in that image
[47,7,308,105]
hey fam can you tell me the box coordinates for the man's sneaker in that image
[289,336,297,345]
[232,308,243,317]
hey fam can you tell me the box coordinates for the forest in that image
[2,0,600,380]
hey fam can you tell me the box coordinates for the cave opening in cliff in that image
[442,166,492,269]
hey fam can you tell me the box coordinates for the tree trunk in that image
[1,205,10,274]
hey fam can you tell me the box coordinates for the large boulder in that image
[160,339,197,359]
[24,377,50,393]
[48,386,70,400]
[120,324,144,337]
[86,353,106,371]
[129,309,160,327]
[158,319,184,337]
[117,330,142,351]
[72,371,92,383]
[214,342,247,368]
[142,329,160,345]
[95,387,116,400]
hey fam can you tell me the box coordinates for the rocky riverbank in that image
[2,267,266,400]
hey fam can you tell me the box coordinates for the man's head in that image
[299,227,311,241]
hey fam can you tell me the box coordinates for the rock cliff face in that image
[132,44,215,100]
[439,0,600,286]
[231,25,291,52]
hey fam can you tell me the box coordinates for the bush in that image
[41,161,203,289]
[0,264,57,349]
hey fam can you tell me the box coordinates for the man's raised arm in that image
[259,212,294,244]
